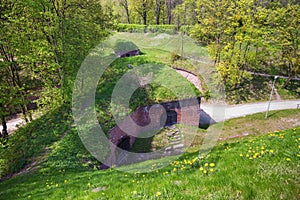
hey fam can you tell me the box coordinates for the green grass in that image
[0,126,299,199]
[95,48,200,134]
[0,106,72,178]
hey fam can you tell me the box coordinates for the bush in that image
[147,25,178,34]
[116,24,178,34]
[170,52,182,63]
[180,25,193,35]
[116,24,147,33]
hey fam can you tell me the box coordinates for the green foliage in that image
[147,25,177,34]
[116,23,178,34]
[116,23,147,33]
[170,52,182,63]
[191,0,300,102]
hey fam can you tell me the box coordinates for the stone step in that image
[173,144,185,149]
[170,140,181,145]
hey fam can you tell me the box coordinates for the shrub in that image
[116,24,178,34]
[147,25,178,34]
[170,52,182,63]
[116,24,147,33]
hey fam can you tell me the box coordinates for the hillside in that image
[0,109,299,199]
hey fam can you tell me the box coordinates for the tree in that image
[119,0,131,23]
[155,0,164,24]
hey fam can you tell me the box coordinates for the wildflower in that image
[203,170,207,174]
[133,191,137,195]
[209,163,215,167]
[240,154,243,157]
[210,168,214,172]
[286,158,291,161]
[173,168,177,172]
[55,184,59,187]
[204,163,208,167]
[64,180,67,183]
[199,167,204,171]
[156,192,162,197]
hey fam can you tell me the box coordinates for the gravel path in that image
[175,69,203,93]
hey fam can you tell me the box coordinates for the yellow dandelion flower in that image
[64,180,67,183]
[210,168,214,172]
[173,168,177,172]
[204,163,208,167]
[203,170,207,174]
[270,150,274,153]
[209,163,215,167]
[286,158,291,161]
[133,191,137,195]
[55,184,59,187]
[240,154,243,157]
[199,167,204,171]
[156,192,162,196]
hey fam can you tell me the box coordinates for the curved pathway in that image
[201,100,300,123]
[175,68,203,93]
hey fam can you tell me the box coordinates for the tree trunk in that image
[155,0,160,25]
[1,115,8,139]
[282,76,292,89]
[120,0,131,24]
[143,10,147,25]
[166,0,172,24]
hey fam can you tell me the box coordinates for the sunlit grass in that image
[0,126,299,199]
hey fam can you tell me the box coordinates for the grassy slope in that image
[0,110,299,199]
[0,128,299,199]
